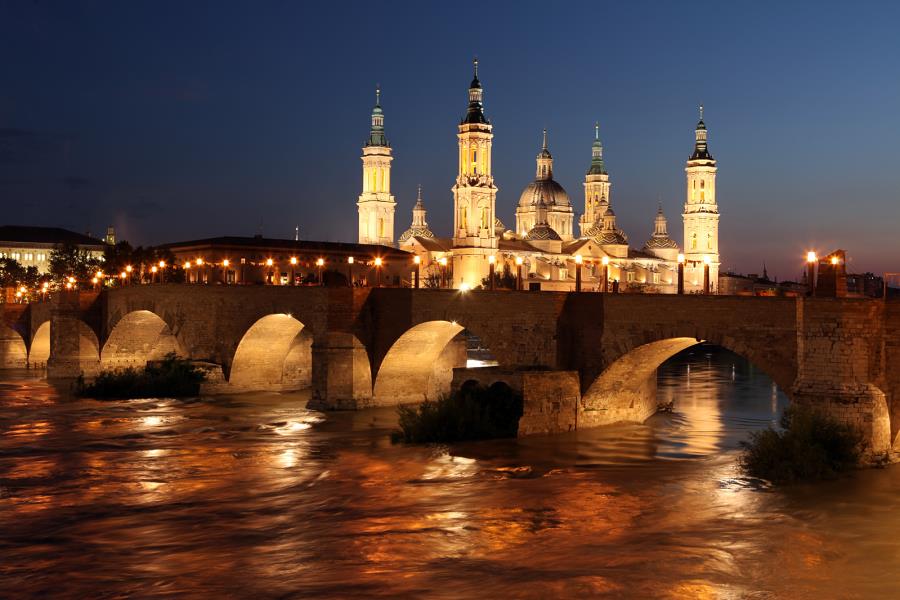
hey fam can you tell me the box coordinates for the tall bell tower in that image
[682,105,719,292]
[358,86,395,246]
[451,58,498,288]
[580,122,611,237]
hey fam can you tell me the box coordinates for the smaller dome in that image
[525,223,561,241]
[603,207,615,217]
[644,235,679,250]
[593,230,628,245]
[398,225,434,243]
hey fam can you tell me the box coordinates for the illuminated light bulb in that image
[316,258,325,267]
[125,265,133,273]
[830,256,839,265]
[222,259,230,267]
[348,256,354,264]
[806,251,817,263]
[158,260,166,268]
[574,255,583,265]
[414,255,421,265]
[601,256,610,266]
[195,259,203,266]
[290,257,297,265]
[183,262,191,269]
[515,256,523,266]
[677,254,685,264]
[459,282,470,292]
[488,255,496,264]
[374,257,383,267]
[266,258,274,267]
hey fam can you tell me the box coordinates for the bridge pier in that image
[794,298,892,458]
[47,300,100,379]
[309,332,372,410]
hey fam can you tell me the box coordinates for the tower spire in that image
[690,104,712,160]
[366,85,387,147]
[542,128,548,152]
[587,122,606,175]
[463,57,487,124]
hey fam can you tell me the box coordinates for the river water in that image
[2,346,900,599]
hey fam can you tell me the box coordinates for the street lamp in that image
[676,253,685,295]
[125,264,133,285]
[158,260,166,284]
[601,256,610,293]
[290,257,297,286]
[374,257,383,287]
[194,259,204,285]
[150,265,158,284]
[515,256,524,291]
[222,259,230,285]
[574,254,583,292]
[488,254,496,291]
[806,251,817,296]
[413,255,421,289]
[347,256,354,287]
[265,258,274,285]
[316,257,325,286]
[703,256,711,295]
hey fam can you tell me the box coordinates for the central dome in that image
[518,179,570,208]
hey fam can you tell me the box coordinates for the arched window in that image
[480,207,489,230]
[378,218,384,238]
[707,232,712,249]
[460,207,468,230]
[700,180,705,189]
[691,233,698,250]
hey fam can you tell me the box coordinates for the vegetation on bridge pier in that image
[392,381,523,444]
[739,406,862,484]
[77,354,206,399]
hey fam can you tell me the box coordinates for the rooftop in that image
[158,235,411,257]
[0,225,106,247]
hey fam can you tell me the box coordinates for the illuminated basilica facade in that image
[360,61,720,293]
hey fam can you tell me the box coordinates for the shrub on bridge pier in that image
[77,353,206,399]
[392,381,523,444]
[739,406,862,484]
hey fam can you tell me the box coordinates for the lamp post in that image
[806,251,817,296]
[703,256,711,295]
[265,258,274,285]
[316,258,325,286]
[183,262,191,283]
[515,256,524,291]
[348,256,354,287]
[374,257,383,287]
[439,257,448,288]
[119,272,126,286]
[196,258,205,284]
[222,259,230,285]
[125,264,133,285]
[158,261,166,284]
[601,256,609,293]
[677,253,685,295]
[41,281,49,301]
[414,255,421,289]
[290,257,297,286]
[488,254,496,291]
[150,265,158,283]
[574,254,583,292]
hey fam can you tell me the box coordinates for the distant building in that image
[718,270,806,297]
[159,235,413,286]
[0,225,106,273]
[846,272,884,298]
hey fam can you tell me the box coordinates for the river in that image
[2,345,900,598]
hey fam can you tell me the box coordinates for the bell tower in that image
[580,122,611,237]
[357,86,396,246]
[682,105,719,292]
[451,58,498,288]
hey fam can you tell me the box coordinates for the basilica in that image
[356,60,720,293]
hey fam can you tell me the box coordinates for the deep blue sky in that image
[2,1,898,278]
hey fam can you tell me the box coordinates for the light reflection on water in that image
[1,348,900,598]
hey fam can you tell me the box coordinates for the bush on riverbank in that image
[77,353,206,399]
[739,406,861,484]
[392,381,523,444]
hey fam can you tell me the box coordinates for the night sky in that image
[2,1,898,279]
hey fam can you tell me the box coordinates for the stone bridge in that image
[2,286,898,457]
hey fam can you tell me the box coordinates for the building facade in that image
[383,61,723,292]
[0,225,107,274]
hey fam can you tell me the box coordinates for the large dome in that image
[518,179,571,208]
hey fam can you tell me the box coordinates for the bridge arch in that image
[101,310,185,369]
[372,320,473,406]
[582,335,796,427]
[228,313,312,391]
[0,323,27,368]
[29,320,100,369]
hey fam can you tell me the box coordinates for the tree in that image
[48,243,102,282]
[0,258,26,288]
[481,264,517,290]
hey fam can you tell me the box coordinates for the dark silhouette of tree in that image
[482,264,517,290]
[48,243,102,282]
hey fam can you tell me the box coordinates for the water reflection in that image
[1,353,899,598]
